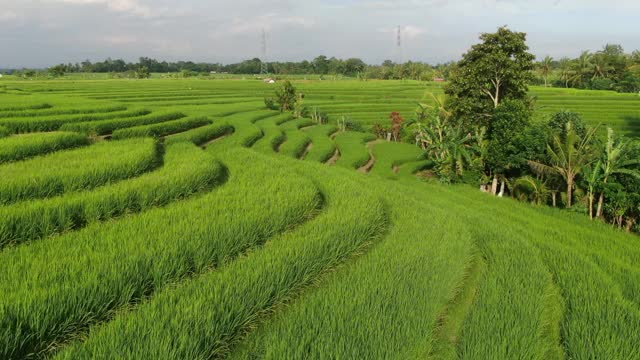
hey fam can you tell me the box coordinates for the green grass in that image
[164,121,233,146]
[396,159,434,177]
[0,78,638,359]
[0,126,9,138]
[334,131,376,169]
[0,138,160,204]
[303,124,338,162]
[0,131,90,163]
[252,116,289,154]
[60,111,185,135]
[56,150,387,359]
[111,116,211,139]
[0,104,126,119]
[0,108,151,133]
[205,110,276,150]
[279,130,311,159]
[369,141,424,178]
[0,149,321,359]
[231,172,474,359]
[0,142,224,248]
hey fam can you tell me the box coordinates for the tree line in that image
[533,45,640,93]
[8,56,453,81]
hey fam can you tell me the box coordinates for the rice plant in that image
[0,108,151,133]
[0,142,225,248]
[278,130,311,159]
[0,138,160,204]
[334,131,376,169]
[0,149,321,359]
[111,116,211,139]
[56,150,387,359]
[60,111,185,135]
[0,131,90,163]
[302,124,338,162]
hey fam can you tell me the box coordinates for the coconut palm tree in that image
[513,175,549,205]
[529,122,598,208]
[592,53,613,80]
[583,160,603,219]
[595,128,640,218]
[539,56,553,87]
[558,57,573,88]
[570,51,594,87]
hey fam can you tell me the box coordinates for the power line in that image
[260,28,268,74]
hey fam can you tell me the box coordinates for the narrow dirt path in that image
[357,140,382,173]
[326,149,340,165]
[201,133,231,149]
[300,142,313,160]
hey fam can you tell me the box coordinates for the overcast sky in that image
[1,0,639,68]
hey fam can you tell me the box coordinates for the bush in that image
[371,122,389,139]
[589,78,614,90]
[264,98,278,111]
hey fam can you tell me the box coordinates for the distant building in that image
[433,77,446,82]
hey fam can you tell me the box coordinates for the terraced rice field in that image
[0,78,639,359]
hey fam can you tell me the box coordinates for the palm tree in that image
[583,160,602,219]
[570,51,593,87]
[591,53,613,80]
[539,56,553,87]
[558,57,572,88]
[513,176,549,205]
[595,128,640,218]
[529,122,598,208]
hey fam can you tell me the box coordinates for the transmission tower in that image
[396,25,403,64]
[260,29,269,75]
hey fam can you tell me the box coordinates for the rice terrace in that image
[2,1,640,359]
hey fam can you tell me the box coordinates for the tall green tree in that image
[486,99,537,193]
[445,26,535,193]
[529,122,597,208]
[445,26,535,128]
[274,80,298,112]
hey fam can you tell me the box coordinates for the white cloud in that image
[103,35,139,45]
[226,13,315,35]
[53,0,154,17]
[0,10,17,22]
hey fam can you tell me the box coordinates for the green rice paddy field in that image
[0,78,639,359]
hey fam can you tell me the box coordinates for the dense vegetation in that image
[533,45,640,93]
[1,30,639,358]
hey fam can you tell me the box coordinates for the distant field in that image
[0,78,638,359]
[2,78,638,135]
